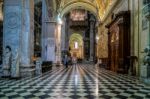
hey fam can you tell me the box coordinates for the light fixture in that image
[96,35,99,41]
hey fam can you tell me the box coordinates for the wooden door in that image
[106,11,131,74]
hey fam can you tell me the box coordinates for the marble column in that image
[20,0,35,77]
[55,24,62,64]
[42,0,56,63]
[3,0,35,77]
[65,15,70,51]
[61,18,66,51]
[89,15,95,62]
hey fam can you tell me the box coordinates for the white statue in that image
[11,49,20,78]
[3,46,12,77]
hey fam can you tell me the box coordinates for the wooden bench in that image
[41,61,52,73]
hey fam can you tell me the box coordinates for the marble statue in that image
[140,45,150,80]
[3,46,12,77]
[11,49,20,78]
[143,46,150,65]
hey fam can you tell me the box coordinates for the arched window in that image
[74,42,78,49]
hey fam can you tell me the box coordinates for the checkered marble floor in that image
[0,64,150,99]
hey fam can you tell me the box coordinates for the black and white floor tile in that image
[0,64,150,99]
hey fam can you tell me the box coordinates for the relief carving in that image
[5,12,19,29]
[2,46,12,77]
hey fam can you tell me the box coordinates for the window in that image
[74,42,78,49]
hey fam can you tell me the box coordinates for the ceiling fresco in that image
[58,0,116,21]
[34,0,116,22]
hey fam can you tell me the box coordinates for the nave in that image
[0,64,150,99]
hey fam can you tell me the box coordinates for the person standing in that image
[64,55,68,68]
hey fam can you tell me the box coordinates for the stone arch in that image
[69,33,83,47]
[69,33,83,58]
[59,1,100,21]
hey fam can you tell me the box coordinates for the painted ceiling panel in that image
[58,0,115,21]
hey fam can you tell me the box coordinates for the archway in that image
[59,1,100,21]
[69,33,83,59]
[60,7,98,62]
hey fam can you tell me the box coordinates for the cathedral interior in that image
[0,0,150,99]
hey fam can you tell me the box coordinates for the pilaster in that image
[42,0,56,62]
[3,0,35,77]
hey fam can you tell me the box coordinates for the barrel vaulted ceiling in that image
[57,0,118,22]
[35,0,118,22]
